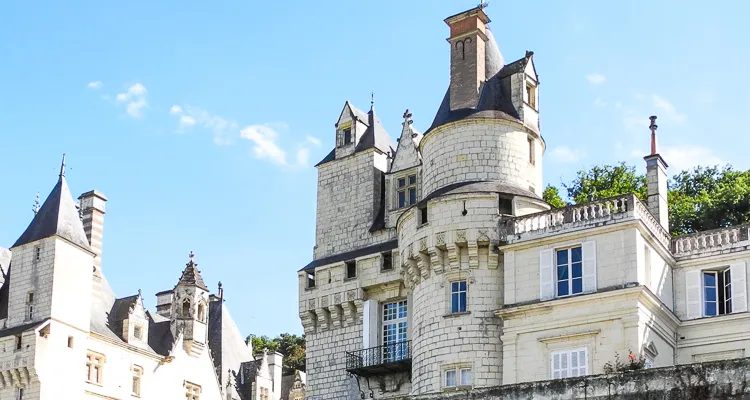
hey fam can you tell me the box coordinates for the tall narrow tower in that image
[171,252,210,356]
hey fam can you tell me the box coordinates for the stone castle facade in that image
[0,164,302,399]
[297,5,750,399]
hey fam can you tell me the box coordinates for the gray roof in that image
[176,260,208,291]
[13,176,91,250]
[418,180,541,208]
[300,239,398,271]
[427,29,531,133]
[355,107,394,155]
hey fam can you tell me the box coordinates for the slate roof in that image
[427,29,532,133]
[177,260,208,290]
[0,319,49,338]
[300,240,398,271]
[355,107,395,155]
[13,176,91,250]
[417,180,541,208]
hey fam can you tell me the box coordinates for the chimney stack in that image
[643,116,669,231]
[78,190,107,272]
[445,6,490,111]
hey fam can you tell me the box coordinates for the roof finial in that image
[649,116,658,155]
[370,91,374,111]
[403,109,413,125]
[59,153,66,178]
[479,0,489,9]
[189,251,195,261]
[32,192,40,215]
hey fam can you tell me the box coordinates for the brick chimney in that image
[445,6,490,111]
[78,190,107,278]
[643,116,669,231]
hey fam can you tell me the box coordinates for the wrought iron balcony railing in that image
[345,340,412,377]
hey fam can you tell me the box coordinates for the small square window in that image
[499,198,512,215]
[526,82,537,109]
[27,292,34,304]
[381,252,393,271]
[345,261,357,279]
[398,178,406,188]
[133,325,143,340]
[306,271,316,289]
[343,129,352,145]
[444,366,471,388]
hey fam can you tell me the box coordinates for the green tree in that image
[542,185,567,209]
[561,162,647,204]
[246,333,306,375]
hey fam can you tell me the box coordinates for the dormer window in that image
[197,303,205,322]
[133,325,143,340]
[397,174,417,208]
[526,81,537,110]
[343,128,352,145]
[182,300,190,317]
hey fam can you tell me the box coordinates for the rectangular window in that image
[498,198,513,215]
[17,388,23,400]
[345,260,357,279]
[27,292,33,304]
[381,252,393,271]
[450,281,467,313]
[27,305,33,321]
[306,271,315,289]
[132,366,142,396]
[134,325,143,340]
[397,174,417,208]
[526,82,537,109]
[382,300,408,362]
[86,351,105,384]
[444,366,472,388]
[35,247,41,261]
[68,336,75,348]
[343,128,352,145]
[551,348,587,379]
[185,381,201,400]
[704,269,732,316]
[556,247,583,297]
[528,137,535,165]
[419,206,428,225]
[15,335,22,350]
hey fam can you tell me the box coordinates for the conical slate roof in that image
[177,258,208,290]
[355,106,394,155]
[13,176,90,250]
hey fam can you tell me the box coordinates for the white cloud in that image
[87,81,103,89]
[586,74,606,85]
[179,115,196,128]
[305,136,321,147]
[296,148,310,165]
[116,83,148,118]
[651,94,686,123]
[170,105,183,114]
[594,97,606,107]
[661,145,722,172]
[618,94,686,132]
[549,146,585,164]
[240,124,287,166]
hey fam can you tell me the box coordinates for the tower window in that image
[15,335,22,350]
[27,305,33,321]
[528,137,535,165]
[27,292,34,304]
[306,271,316,289]
[182,300,190,317]
[35,247,41,261]
[345,260,357,279]
[499,198,513,215]
[381,252,393,271]
[526,82,537,109]
[343,128,352,145]
[419,205,428,225]
[197,303,205,322]
[397,174,417,208]
[133,325,143,340]
[132,365,143,397]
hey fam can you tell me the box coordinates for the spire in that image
[176,251,208,290]
[354,100,394,154]
[13,157,90,250]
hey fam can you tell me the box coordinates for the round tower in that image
[397,6,548,394]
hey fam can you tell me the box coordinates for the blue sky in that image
[1,0,748,337]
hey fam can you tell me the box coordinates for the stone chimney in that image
[267,352,284,400]
[78,190,107,271]
[445,6,490,111]
[643,116,669,231]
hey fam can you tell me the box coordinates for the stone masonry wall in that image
[419,120,542,199]
[389,357,750,399]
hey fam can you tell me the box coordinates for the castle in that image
[297,5,750,399]
[0,160,303,399]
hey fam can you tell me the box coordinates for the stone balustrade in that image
[671,224,750,257]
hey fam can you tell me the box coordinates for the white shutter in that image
[362,300,379,348]
[685,269,703,320]
[539,249,554,300]
[551,352,561,379]
[582,241,597,293]
[730,262,747,313]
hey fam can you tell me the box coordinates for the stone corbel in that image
[20,367,30,386]
[406,259,420,286]
[468,241,479,269]
[0,370,6,388]
[488,245,499,270]
[417,253,431,279]
[429,247,444,274]
[9,369,20,387]
[300,311,317,334]
[341,301,355,326]
[446,243,459,271]
[328,305,341,329]
[353,299,364,325]
[316,308,330,331]
[1,371,10,389]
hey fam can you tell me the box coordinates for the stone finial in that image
[32,192,40,215]
[478,0,489,9]
[188,251,195,260]
[649,116,658,155]
[403,109,413,125]
[59,153,66,178]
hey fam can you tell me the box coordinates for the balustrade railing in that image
[345,340,412,375]
[509,195,632,236]
[672,225,749,255]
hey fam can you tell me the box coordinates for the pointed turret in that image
[13,157,90,250]
[389,109,423,173]
[177,251,208,291]
[171,251,209,355]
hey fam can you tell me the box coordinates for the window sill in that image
[682,311,749,326]
[443,385,472,392]
[443,311,471,318]
[380,268,395,273]
[86,381,103,387]
[417,222,430,229]
[304,286,317,292]
[344,277,357,282]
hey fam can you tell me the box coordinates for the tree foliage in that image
[246,333,306,375]
[545,163,750,236]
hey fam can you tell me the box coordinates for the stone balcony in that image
[671,224,750,260]
[499,194,671,248]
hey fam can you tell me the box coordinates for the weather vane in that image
[479,0,489,9]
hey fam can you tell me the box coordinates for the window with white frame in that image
[397,174,417,208]
[539,242,596,301]
[450,280,467,313]
[382,300,408,362]
[131,365,142,397]
[551,348,587,379]
[185,381,201,400]
[556,247,583,297]
[86,351,105,384]
[444,366,472,388]
[526,81,537,110]
[685,262,747,319]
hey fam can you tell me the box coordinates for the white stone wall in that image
[419,120,542,199]
[314,149,394,260]
[637,233,673,309]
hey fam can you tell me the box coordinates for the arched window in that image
[197,303,205,322]
[182,300,190,317]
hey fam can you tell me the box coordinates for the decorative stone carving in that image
[456,229,467,244]
[333,292,342,304]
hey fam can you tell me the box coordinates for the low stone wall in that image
[395,358,750,399]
